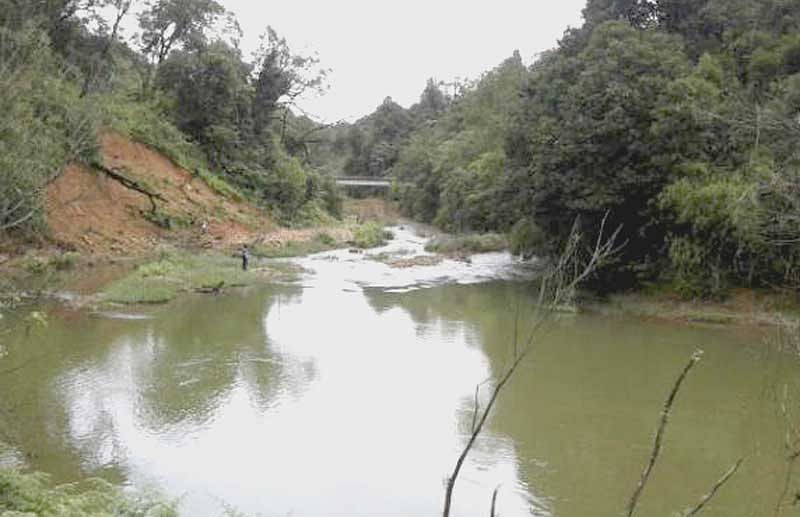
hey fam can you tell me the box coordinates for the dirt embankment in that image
[45,131,277,255]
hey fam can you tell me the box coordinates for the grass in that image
[196,167,244,202]
[599,288,800,327]
[18,251,81,275]
[0,467,176,516]
[352,222,393,249]
[252,232,342,259]
[100,92,244,203]
[425,233,508,255]
[101,249,262,304]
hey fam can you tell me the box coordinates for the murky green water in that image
[1,226,799,516]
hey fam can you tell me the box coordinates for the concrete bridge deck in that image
[335,176,393,188]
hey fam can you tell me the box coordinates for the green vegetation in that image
[102,250,261,304]
[313,0,800,299]
[425,233,507,255]
[352,222,393,249]
[0,0,343,241]
[252,232,341,258]
[0,467,176,516]
[18,251,81,275]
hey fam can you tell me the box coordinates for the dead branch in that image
[625,350,703,517]
[442,215,622,517]
[490,484,501,517]
[93,163,166,213]
[775,384,800,517]
[683,459,743,516]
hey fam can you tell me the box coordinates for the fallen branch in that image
[93,163,166,213]
[683,459,743,516]
[625,350,703,517]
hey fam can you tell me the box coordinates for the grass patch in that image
[425,233,508,255]
[101,250,261,304]
[252,232,341,259]
[352,222,393,249]
[196,168,244,202]
[0,467,176,516]
[684,311,739,325]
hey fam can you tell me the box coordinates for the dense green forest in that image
[0,0,342,236]
[3,0,800,298]
[330,0,800,297]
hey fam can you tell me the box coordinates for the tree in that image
[251,26,328,140]
[137,0,226,93]
[412,78,449,121]
[80,0,134,96]
[0,24,97,235]
[156,40,253,165]
[509,21,689,288]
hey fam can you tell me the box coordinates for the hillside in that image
[45,131,273,255]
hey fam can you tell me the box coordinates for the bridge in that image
[335,176,393,188]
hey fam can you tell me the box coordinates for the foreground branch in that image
[625,350,703,517]
[442,215,621,517]
[683,459,743,516]
[490,485,501,517]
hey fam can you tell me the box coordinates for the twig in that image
[490,484,501,517]
[442,216,622,517]
[683,459,743,516]
[625,350,703,517]
[442,350,529,517]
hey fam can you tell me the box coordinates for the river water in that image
[1,225,798,516]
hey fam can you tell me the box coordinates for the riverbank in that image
[0,198,403,309]
[588,287,800,328]
[4,199,800,328]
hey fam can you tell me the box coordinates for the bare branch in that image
[490,484,501,517]
[682,459,743,516]
[625,350,704,517]
[442,217,622,517]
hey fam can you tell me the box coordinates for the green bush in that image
[50,252,80,271]
[0,25,98,236]
[0,467,177,516]
[425,233,508,255]
[509,218,546,258]
[353,222,392,249]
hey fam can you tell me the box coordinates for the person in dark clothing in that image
[241,244,249,271]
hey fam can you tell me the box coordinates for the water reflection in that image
[1,226,798,516]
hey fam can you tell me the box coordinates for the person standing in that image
[241,244,249,271]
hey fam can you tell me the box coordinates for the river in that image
[0,225,798,516]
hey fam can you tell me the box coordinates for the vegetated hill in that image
[46,131,275,255]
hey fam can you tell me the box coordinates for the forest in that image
[332,0,800,298]
[2,0,800,301]
[0,0,342,238]
[3,1,800,515]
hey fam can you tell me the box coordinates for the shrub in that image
[0,467,177,516]
[425,233,508,255]
[0,25,98,236]
[509,218,546,258]
[353,222,392,249]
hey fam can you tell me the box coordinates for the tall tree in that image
[137,0,225,93]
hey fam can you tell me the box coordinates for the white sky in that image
[224,0,587,122]
[120,1,587,122]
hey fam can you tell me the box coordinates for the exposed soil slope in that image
[46,131,274,254]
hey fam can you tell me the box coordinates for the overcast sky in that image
[122,1,587,122]
[222,1,589,122]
